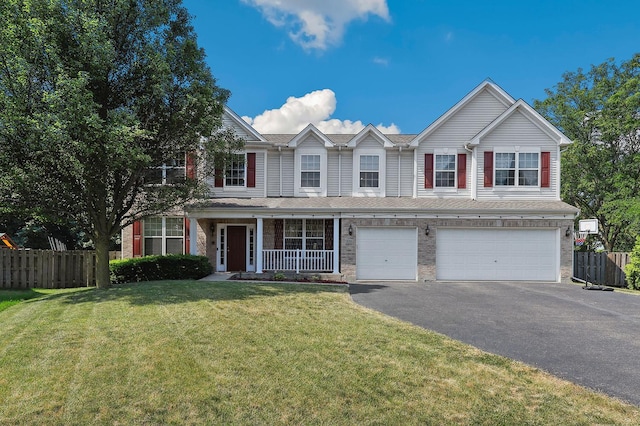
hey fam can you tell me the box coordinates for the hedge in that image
[110,254,213,284]
[625,236,640,290]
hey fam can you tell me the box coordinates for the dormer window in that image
[294,148,327,196]
[301,154,321,188]
[359,155,380,188]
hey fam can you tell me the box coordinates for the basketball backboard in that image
[578,219,599,234]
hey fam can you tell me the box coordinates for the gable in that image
[411,81,514,147]
[347,124,394,148]
[222,106,266,142]
[470,100,572,147]
[481,110,558,147]
[297,133,329,149]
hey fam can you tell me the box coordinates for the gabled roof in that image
[287,124,335,148]
[223,106,267,142]
[469,99,573,146]
[409,80,515,147]
[347,124,395,148]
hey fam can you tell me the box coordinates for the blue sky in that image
[183,0,640,134]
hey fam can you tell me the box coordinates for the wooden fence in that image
[0,249,96,289]
[574,252,630,287]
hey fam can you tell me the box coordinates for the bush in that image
[110,254,213,284]
[625,236,640,290]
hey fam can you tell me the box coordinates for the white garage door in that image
[436,229,559,281]
[356,227,418,280]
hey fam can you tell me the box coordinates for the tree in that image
[0,0,243,288]
[534,54,640,251]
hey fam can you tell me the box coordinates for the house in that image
[121,81,579,282]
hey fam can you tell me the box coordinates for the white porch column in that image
[256,217,263,273]
[189,218,197,255]
[333,218,340,274]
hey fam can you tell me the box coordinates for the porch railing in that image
[262,249,334,273]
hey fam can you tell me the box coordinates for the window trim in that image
[433,150,457,191]
[493,147,541,190]
[147,154,186,185]
[224,152,247,190]
[353,149,385,196]
[142,216,185,256]
[282,219,326,251]
[294,148,327,196]
[300,154,321,188]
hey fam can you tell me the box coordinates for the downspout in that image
[278,146,282,197]
[398,146,402,197]
[413,149,417,198]
[338,146,342,197]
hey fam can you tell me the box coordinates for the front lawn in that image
[0,281,638,424]
[0,288,49,313]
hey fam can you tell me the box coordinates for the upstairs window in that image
[495,152,539,187]
[359,155,379,188]
[301,154,321,188]
[435,154,456,188]
[225,153,246,187]
[147,155,185,185]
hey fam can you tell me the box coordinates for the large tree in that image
[0,0,242,288]
[535,54,640,251]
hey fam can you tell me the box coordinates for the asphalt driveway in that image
[350,281,640,406]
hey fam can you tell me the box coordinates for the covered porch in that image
[187,214,340,274]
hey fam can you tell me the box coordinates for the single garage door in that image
[356,227,417,280]
[436,228,559,281]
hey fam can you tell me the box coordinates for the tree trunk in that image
[94,234,111,289]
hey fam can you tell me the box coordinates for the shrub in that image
[625,236,640,290]
[110,254,213,284]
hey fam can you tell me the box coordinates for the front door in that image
[227,226,246,271]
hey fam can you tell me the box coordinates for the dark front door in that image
[227,226,246,271]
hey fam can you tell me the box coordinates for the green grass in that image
[0,288,53,313]
[0,281,638,425]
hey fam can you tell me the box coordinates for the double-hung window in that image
[359,155,379,188]
[495,152,539,187]
[283,219,325,250]
[225,153,246,187]
[301,155,321,188]
[435,154,456,188]
[147,155,185,185]
[143,217,184,255]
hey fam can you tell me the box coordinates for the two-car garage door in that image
[354,226,559,281]
[436,229,559,281]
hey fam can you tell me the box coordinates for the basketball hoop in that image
[574,231,588,246]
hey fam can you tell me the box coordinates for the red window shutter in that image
[484,151,493,187]
[184,218,190,254]
[424,154,434,189]
[457,153,467,189]
[186,153,195,180]
[247,153,256,188]
[214,168,223,187]
[132,220,142,258]
[541,151,551,188]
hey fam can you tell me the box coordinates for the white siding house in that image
[122,81,578,283]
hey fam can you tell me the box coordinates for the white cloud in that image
[372,56,389,66]
[242,0,390,50]
[242,89,400,134]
